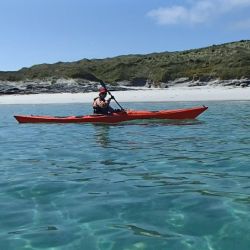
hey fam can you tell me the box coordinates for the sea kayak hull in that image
[14,106,208,124]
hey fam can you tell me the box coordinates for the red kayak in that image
[14,106,207,124]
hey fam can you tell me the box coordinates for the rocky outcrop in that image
[0,78,131,95]
[165,78,250,88]
[0,78,249,95]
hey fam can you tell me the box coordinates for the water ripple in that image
[0,102,250,250]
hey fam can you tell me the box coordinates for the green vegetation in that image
[1,40,250,83]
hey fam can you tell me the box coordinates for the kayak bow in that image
[14,106,208,124]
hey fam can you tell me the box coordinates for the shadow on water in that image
[112,224,180,239]
[93,125,111,147]
[92,118,204,147]
[93,119,205,127]
[123,119,205,127]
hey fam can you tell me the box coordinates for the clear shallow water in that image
[0,101,249,250]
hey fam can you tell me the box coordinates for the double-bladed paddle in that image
[99,80,124,110]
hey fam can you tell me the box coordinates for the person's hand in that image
[108,96,114,102]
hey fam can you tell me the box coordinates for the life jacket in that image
[93,97,109,114]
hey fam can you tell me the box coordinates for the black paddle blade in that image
[99,80,106,88]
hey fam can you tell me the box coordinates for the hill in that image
[0,40,250,85]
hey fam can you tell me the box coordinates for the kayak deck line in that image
[14,106,208,124]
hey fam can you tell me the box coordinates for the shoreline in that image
[0,86,250,105]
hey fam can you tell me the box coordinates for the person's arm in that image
[93,98,99,108]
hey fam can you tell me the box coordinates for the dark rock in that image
[173,77,189,84]
[159,82,168,88]
[2,87,22,94]
[131,77,147,86]
[241,83,249,88]
[221,81,237,86]
[235,81,241,86]
[145,79,152,88]
[199,75,214,82]
[26,84,34,89]
[188,81,207,87]
[241,80,250,86]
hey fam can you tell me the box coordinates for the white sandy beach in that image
[0,86,249,104]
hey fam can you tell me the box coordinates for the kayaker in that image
[93,87,115,114]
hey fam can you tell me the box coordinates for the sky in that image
[0,0,250,71]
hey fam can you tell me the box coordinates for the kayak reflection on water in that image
[114,118,205,126]
[94,125,110,147]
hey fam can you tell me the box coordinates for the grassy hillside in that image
[1,40,250,83]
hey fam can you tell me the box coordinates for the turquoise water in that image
[0,101,249,250]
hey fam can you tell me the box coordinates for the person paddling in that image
[93,87,115,114]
